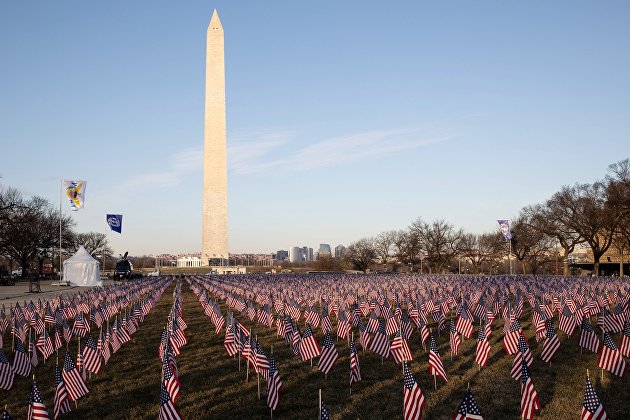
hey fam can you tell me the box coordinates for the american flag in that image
[367,311,379,333]
[163,354,180,404]
[82,334,102,374]
[30,340,39,368]
[619,320,630,358]
[581,376,607,420]
[320,401,330,420]
[0,349,14,391]
[321,306,332,334]
[520,355,541,420]
[391,331,413,364]
[369,320,391,359]
[109,324,122,354]
[255,341,270,380]
[456,309,474,338]
[503,319,522,355]
[540,320,561,363]
[291,322,301,356]
[223,323,238,357]
[349,340,361,385]
[336,311,351,340]
[267,354,282,411]
[358,319,372,351]
[559,306,577,336]
[318,332,339,375]
[597,331,626,377]
[76,347,86,382]
[12,340,31,377]
[1,409,11,420]
[99,330,111,366]
[453,389,483,420]
[579,318,601,353]
[305,304,321,328]
[36,329,54,360]
[54,364,71,420]
[429,334,448,382]
[450,319,461,357]
[511,334,533,381]
[475,323,491,367]
[27,379,50,420]
[158,383,181,420]
[403,362,425,420]
[299,324,321,361]
[62,352,89,401]
[53,327,63,352]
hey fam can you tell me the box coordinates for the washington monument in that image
[202,9,228,266]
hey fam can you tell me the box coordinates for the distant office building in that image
[275,250,289,262]
[289,247,303,263]
[288,246,314,263]
[318,244,332,259]
[334,244,346,258]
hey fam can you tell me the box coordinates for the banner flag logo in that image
[106,214,123,234]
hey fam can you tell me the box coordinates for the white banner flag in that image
[63,180,86,211]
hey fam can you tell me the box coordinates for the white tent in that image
[62,246,102,287]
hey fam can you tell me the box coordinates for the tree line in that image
[0,182,113,277]
[344,159,630,276]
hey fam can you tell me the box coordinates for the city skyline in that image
[1,2,629,256]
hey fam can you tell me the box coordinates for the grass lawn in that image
[2,280,628,419]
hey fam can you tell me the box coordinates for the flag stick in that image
[434,372,437,389]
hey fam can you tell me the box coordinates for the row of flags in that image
[0,277,171,418]
[157,281,187,420]
[186,273,629,419]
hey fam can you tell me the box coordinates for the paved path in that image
[0,279,114,306]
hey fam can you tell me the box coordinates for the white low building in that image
[177,254,204,268]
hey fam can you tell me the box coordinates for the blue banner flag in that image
[106,214,123,234]
[497,219,511,240]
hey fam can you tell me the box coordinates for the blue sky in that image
[1,1,629,256]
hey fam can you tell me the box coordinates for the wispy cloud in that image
[229,127,454,175]
[117,147,203,190]
[111,122,458,191]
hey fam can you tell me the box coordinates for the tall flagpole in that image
[508,239,513,275]
[59,180,63,281]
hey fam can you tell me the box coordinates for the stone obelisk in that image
[202,9,228,266]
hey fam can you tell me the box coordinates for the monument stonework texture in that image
[202,9,228,266]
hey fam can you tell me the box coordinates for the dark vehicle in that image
[113,252,133,280]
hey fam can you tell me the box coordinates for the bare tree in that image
[1,194,74,278]
[344,238,377,273]
[411,218,463,274]
[605,159,630,276]
[459,232,503,274]
[393,229,423,270]
[549,183,616,276]
[374,230,397,270]
[524,203,583,276]
[70,232,113,259]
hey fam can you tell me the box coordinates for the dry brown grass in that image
[2,282,629,419]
